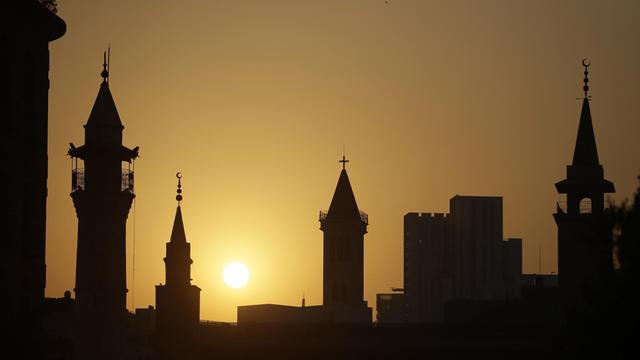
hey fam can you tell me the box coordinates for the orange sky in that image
[46,0,640,322]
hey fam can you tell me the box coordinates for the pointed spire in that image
[572,98,600,166]
[326,159,361,221]
[86,52,122,129]
[170,173,187,243]
[170,207,187,243]
[572,60,600,167]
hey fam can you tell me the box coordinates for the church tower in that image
[155,173,201,360]
[554,61,615,313]
[69,53,139,359]
[320,156,371,322]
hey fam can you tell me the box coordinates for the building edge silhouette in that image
[1,1,65,356]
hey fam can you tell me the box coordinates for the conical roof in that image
[85,82,123,129]
[326,169,361,220]
[571,98,600,167]
[170,206,187,243]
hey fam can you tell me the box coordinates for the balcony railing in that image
[556,199,567,213]
[359,210,369,225]
[122,169,134,192]
[71,168,85,191]
[319,210,369,224]
[556,198,593,214]
[70,168,134,192]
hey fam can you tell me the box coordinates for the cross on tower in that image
[339,155,349,170]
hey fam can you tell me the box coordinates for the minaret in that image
[319,156,371,322]
[69,53,139,360]
[155,173,201,360]
[554,60,615,313]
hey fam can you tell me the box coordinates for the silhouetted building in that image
[444,273,562,331]
[554,62,615,313]
[68,59,139,359]
[319,157,372,323]
[404,196,523,322]
[129,306,156,360]
[404,211,450,322]
[1,0,65,349]
[238,158,371,324]
[155,174,201,360]
[42,291,76,359]
[238,304,329,324]
[376,291,405,323]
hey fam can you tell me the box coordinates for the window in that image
[579,198,592,214]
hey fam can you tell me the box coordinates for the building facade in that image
[404,196,523,322]
[69,61,139,359]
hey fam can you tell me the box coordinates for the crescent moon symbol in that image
[582,58,590,67]
[176,172,182,179]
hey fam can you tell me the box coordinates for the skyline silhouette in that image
[41,0,640,323]
[5,1,640,358]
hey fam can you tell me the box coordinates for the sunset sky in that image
[46,0,640,322]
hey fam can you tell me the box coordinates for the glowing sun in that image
[223,261,249,288]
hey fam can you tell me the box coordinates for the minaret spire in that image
[170,173,187,244]
[176,172,183,205]
[572,60,600,168]
[581,58,590,99]
[101,49,109,83]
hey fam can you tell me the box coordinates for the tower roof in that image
[555,60,614,194]
[571,98,600,167]
[85,81,123,129]
[326,169,361,221]
[170,206,187,243]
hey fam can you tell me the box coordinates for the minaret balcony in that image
[70,168,134,192]
[319,210,369,225]
[556,197,594,215]
[72,168,85,191]
[121,168,135,192]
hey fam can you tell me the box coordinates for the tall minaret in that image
[69,53,139,359]
[554,60,615,313]
[320,156,370,320]
[155,173,200,360]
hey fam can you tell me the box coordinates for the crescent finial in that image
[582,58,590,68]
[176,172,182,179]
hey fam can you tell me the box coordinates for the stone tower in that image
[69,55,138,359]
[320,156,371,322]
[155,173,200,360]
[554,61,615,313]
